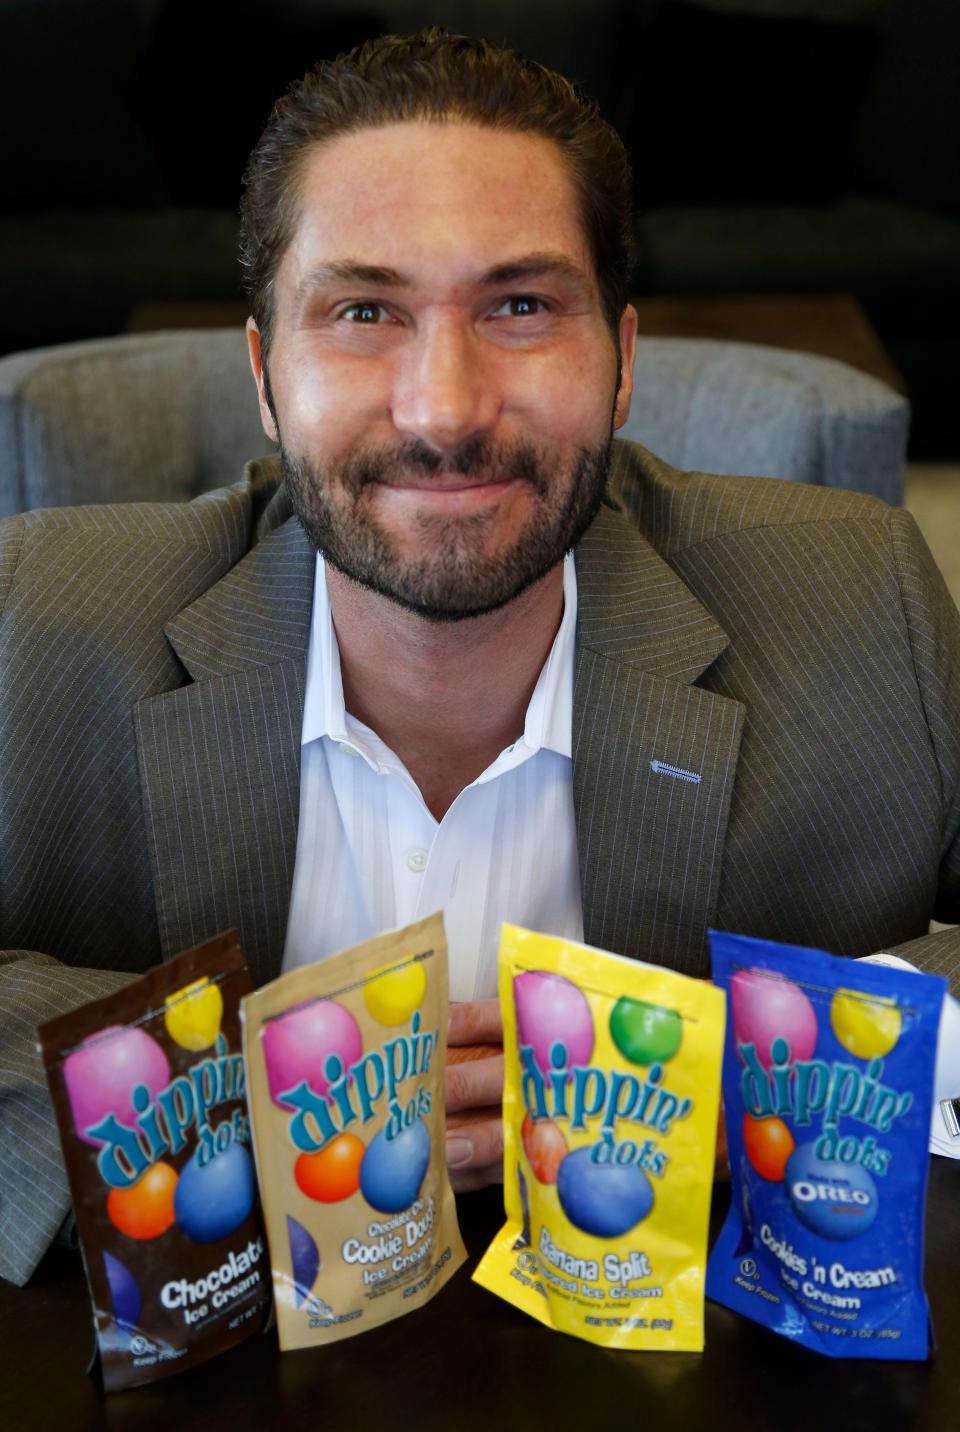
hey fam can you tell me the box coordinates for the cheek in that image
[508,346,617,445]
[274,351,390,454]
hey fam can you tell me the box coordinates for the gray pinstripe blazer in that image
[2,440,958,1284]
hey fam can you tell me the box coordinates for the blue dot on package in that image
[706,930,947,1360]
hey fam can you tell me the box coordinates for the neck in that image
[326,563,566,820]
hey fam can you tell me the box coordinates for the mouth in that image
[369,476,523,509]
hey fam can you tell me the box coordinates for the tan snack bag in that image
[242,912,466,1349]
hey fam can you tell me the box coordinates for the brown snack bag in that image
[242,912,467,1349]
[37,932,269,1392]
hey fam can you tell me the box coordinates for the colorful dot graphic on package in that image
[174,1141,255,1243]
[163,977,224,1051]
[785,1143,879,1241]
[730,968,818,1070]
[830,988,902,1060]
[294,1133,365,1203]
[360,1118,430,1214]
[742,1113,795,1181]
[286,1215,320,1308]
[610,997,683,1065]
[262,999,363,1107]
[363,960,427,1027]
[513,971,594,1074]
[521,1114,568,1184]
[103,1251,142,1333]
[556,1147,654,1238]
[64,1026,171,1147]
[107,1161,178,1240]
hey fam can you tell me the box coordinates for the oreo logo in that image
[785,1143,878,1241]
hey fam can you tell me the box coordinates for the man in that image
[1,29,958,1286]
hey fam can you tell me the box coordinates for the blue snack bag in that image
[706,930,946,1360]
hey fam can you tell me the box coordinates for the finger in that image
[449,1160,504,1193]
[448,998,502,1046]
[448,1043,502,1065]
[445,1053,504,1113]
[445,1110,504,1173]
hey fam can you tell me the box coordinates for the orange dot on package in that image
[106,1161,179,1239]
[742,1113,795,1182]
[521,1114,568,1184]
[294,1134,365,1202]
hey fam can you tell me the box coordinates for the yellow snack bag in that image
[474,924,725,1350]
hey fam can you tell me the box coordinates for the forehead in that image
[278,120,594,293]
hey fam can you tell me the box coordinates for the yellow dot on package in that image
[164,977,224,1050]
[363,959,426,1026]
[830,987,902,1059]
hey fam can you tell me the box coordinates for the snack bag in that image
[37,931,268,1393]
[473,924,725,1350]
[707,930,947,1360]
[242,911,466,1348]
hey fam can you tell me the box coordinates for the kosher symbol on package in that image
[37,931,269,1393]
[241,911,467,1348]
[706,929,947,1360]
[473,924,725,1350]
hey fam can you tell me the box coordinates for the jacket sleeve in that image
[0,522,137,1282]
[885,507,960,993]
[0,952,134,1285]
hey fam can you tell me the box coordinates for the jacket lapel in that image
[573,500,745,975]
[134,456,742,984]
[134,495,313,987]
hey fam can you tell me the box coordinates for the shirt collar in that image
[300,551,576,761]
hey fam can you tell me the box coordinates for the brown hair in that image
[239,27,633,359]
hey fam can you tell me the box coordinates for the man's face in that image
[248,121,637,620]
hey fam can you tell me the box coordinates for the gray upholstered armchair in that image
[0,330,908,517]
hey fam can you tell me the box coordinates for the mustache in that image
[337,437,551,497]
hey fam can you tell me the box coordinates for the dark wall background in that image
[2,0,958,454]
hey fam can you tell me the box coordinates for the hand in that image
[445,999,504,1192]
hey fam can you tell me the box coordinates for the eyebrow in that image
[294,251,593,302]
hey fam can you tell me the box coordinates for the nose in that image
[390,312,500,451]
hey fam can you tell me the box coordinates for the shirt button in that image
[337,742,357,757]
[407,847,428,873]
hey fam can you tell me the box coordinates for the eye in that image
[340,301,390,324]
[490,295,550,320]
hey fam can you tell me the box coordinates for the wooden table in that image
[3,1159,957,1432]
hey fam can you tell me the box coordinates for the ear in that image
[246,317,280,445]
[612,304,638,431]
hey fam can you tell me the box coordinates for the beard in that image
[280,430,613,622]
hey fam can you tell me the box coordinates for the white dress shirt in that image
[282,553,584,998]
